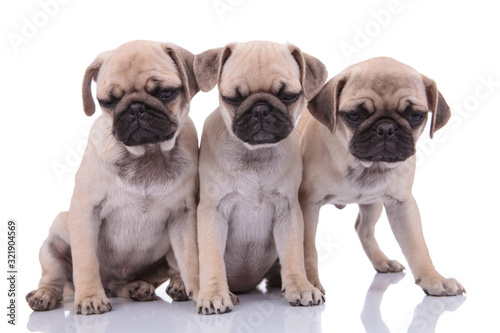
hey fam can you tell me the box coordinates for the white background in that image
[1,0,499,332]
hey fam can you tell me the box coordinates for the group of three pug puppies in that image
[26,39,464,316]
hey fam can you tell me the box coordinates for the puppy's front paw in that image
[416,276,465,296]
[125,281,157,301]
[26,288,61,311]
[373,259,405,273]
[197,290,239,315]
[166,278,189,301]
[74,290,112,315]
[283,281,325,306]
[306,276,326,295]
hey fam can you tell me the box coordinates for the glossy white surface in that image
[20,267,471,333]
[19,196,496,332]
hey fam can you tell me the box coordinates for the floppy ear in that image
[307,74,348,133]
[165,44,199,102]
[193,43,235,92]
[289,46,328,100]
[422,75,451,138]
[82,52,109,117]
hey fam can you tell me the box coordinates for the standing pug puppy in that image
[299,57,465,296]
[26,40,200,315]
[194,41,328,315]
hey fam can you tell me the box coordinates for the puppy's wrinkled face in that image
[95,41,186,148]
[308,57,450,166]
[219,42,304,147]
[338,72,429,163]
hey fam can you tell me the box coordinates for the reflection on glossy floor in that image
[22,201,491,333]
[24,271,467,333]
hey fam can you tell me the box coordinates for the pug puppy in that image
[193,41,328,314]
[26,40,200,315]
[299,57,465,296]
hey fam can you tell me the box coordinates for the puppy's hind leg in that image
[116,257,171,301]
[26,213,71,311]
[165,251,190,301]
[116,281,158,302]
[356,200,405,273]
[264,260,282,290]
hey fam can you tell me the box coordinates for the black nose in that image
[252,103,271,119]
[127,102,147,119]
[375,121,395,139]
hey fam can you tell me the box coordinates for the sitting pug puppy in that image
[194,41,328,314]
[26,40,200,315]
[299,57,465,296]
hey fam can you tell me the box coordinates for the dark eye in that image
[409,114,423,122]
[158,89,179,101]
[98,98,118,109]
[222,95,243,105]
[405,110,426,126]
[345,113,361,121]
[341,111,365,126]
[280,93,300,104]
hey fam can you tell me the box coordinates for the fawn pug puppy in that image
[194,41,328,314]
[299,57,465,296]
[26,40,200,315]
